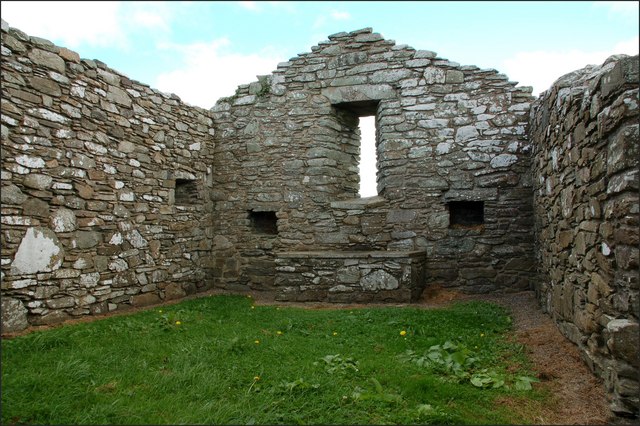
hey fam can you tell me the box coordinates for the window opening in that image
[448,201,484,228]
[334,100,380,198]
[359,115,378,197]
[248,210,278,235]
[175,179,198,205]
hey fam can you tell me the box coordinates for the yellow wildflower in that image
[276,331,283,335]
[254,340,260,344]
[175,321,181,325]
[400,330,407,336]
[480,333,485,337]
[253,376,260,381]
[332,332,338,336]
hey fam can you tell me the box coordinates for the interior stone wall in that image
[209,28,536,296]
[530,54,639,416]
[1,21,216,332]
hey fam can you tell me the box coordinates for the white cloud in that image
[238,1,296,13]
[613,36,640,55]
[331,10,351,20]
[128,3,171,32]
[502,36,639,96]
[154,39,283,109]
[313,9,351,29]
[593,1,640,16]
[238,1,261,12]
[1,1,127,49]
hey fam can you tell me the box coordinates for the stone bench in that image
[274,250,427,303]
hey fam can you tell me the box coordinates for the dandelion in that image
[400,330,407,336]
[251,306,255,309]
[175,321,181,325]
[276,331,283,335]
[480,333,485,337]
[332,332,338,336]
[248,375,260,393]
[254,340,260,344]
[158,310,163,313]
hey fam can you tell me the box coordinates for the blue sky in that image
[1,1,638,196]
[2,1,638,108]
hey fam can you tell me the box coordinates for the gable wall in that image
[209,28,535,295]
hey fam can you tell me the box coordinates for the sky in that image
[1,0,638,196]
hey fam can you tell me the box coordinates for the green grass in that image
[2,295,546,424]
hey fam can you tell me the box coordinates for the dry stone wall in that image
[209,28,536,298]
[2,20,638,419]
[1,20,215,332]
[530,54,639,416]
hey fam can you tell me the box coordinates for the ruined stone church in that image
[1,21,637,416]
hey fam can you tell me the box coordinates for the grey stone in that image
[445,70,464,83]
[1,298,29,333]
[75,231,100,249]
[361,270,399,291]
[11,227,64,275]
[50,207,77,232]
[28,48,65,73]
[1,184,27,204]
[337,266,360,283]
[607,319,639,366]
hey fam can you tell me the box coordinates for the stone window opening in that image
[248,210,278,235]
[358,115,378,197]
[448,201,484,229]
[334,100,380,198]
[174,179,198,205]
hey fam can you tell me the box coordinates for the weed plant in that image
[2,295,544,424]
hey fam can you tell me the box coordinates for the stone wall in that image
[275,250,426,302]
[1,18,638,419]
[209,28,536,296]
[1,20,216,332]
[530,54,639,416]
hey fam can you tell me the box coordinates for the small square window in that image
[448,201,484,228]
[175,179,198,205]
[248,210,278,235]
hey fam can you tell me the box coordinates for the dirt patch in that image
[447,290,611,425]
[2,287,613,424]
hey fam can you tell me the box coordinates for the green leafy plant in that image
[315,354,359,375]
[400,341,539,391]
[399,341,478,380]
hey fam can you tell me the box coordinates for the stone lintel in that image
[321,84,396,105]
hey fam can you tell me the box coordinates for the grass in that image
[1,294,546,424]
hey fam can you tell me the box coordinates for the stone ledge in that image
[330,195,386,210]
[277,250,426,259]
